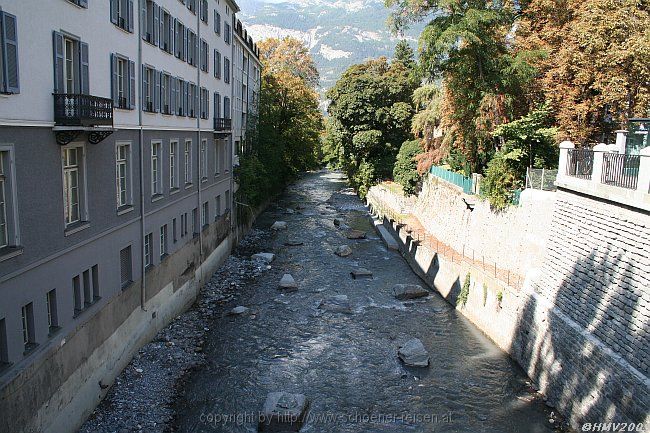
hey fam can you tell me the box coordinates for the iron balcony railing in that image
[566,149,594,179]
[602,153,641,190]
[214,117,232,131]
[53,94,113,127]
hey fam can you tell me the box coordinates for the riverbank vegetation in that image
[324,0,650,208]
[237,37,323,210]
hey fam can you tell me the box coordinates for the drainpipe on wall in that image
[137,0,147,311]
[196,6,204,287]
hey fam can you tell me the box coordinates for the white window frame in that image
[151,140,162,197]
[160,224,167,258]
[170,140,179,190]
[200,139,208,181]
[144,233,152,267]
[184,139,192,186]
[115,142,133,209]
[61,143,88,228]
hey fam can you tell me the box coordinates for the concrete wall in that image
[412,175,556,278]
[368,186,650,429]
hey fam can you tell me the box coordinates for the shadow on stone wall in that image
[511,247,649,427]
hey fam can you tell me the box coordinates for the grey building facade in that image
[0,1,260,432]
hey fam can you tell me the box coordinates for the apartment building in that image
[0,1,260,432]
[232,16,261,158]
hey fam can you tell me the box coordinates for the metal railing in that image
[214,117,232,131]
[566,149,594,179]
[53,94,113,127]
[430,166,474,194]
[526,168,558,191]
[601,153,641,190]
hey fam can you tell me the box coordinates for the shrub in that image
[457,273,471,307]
[480,149,523,210]
[393,140,423,195]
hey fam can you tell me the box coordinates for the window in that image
[224,22,231,44]
[200,0,208,23]
[62,146,86,227]
[161,72,172,114]
[223,97,231,119]
[21,303,35,352]
[160,8,173,53]
[111,54,135,110]
[187,30,198,67]
[0,11,20,94]
[116,143,132,209]
[184,140,192,185]
[184,212,189,236]
[187,0,197,14]
[225,189,230,210]
[110,0,134,33]
[73,275,82,314]
[200,40,209,73]
[0,318,8,366]
[46,290,59,333]
[120,246,132,288]
[142,66,157,112]
[92,265,100,300]
[0,151,12,248]
[175,20,186,60]
[215,195,221,218]
[200,139,208,181]
[151,141,162,197]
[53,32,89,95]
[143,0,158,44]
[214,11,221,35]
[160,225,168,258]
[192,208,198,235]
[172,218,177,242]
[201,201,209,227]
[144,233,153,267]
[176,78,186,116]
[188,83,197,117]
[67,0,88,7]
[83,269,91,307]
[180,213,186,238]
[214,139,221,175]
[224,57,230,83]
[170,140,179,190]
[214,50,221,79]
[200,87,209,119]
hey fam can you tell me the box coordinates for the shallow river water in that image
[173,171,557,433]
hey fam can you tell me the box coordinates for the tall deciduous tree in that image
[257,37,320,88]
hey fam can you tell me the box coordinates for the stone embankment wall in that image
[367,178,649,429]
[412,176,556,278]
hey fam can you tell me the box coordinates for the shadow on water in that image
[172,171,560,433]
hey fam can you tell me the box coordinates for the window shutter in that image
[206,90,210,118]
[159,9,164,49]
[183,81,188,116]
[214,92,220,119]
[128,0,134,33]
[111,54,118,104]
[173,19,178,55]
[153,3,160,46]
[171,77,177,114]
[194,35,199,67]
[168,15,174,53]
[142,65,148,108]
[154,70,160,113]
[1,12,19,94]
[141,0,147,39]
[52,32,64,94]
[79,42,89,95]
[110,0,119,25]
[184,28,189,63]
[129,60,136,109]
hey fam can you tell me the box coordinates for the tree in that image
[257,37,320,88]
[516,0,650,142]
[394,40,416,70]
[411,83,443,172]
[393,140,423,195]
[326,57,416,196]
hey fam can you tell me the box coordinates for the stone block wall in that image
[412,175,556,278]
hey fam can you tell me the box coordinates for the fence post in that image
[541,168,545,190]
[637,148,650,194]
[558,141,575,180]
[615,129,628,154]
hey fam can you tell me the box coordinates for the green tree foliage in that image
[326,57,416,197]
[393,140,423,195]
[480,149,523,210]
[237,38,323,208]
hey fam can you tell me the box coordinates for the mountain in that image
[236,0,425,98]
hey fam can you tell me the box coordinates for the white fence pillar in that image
[557,140,575,180]
[637,147,650,194]
[615,130,628,154]
[592,143,609,185]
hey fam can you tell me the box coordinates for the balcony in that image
[53,94,114,145]
[214,118,232,135]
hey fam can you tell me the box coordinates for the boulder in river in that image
[258,392,310,432]
[271,221,288,231]
[346,230,367,240]
[333,218,343,227]
[252,253,275,264]
[278,274,298,291]
[393,284,429,301]
[335,245,353,257]
[318,295,352,314]
[229,306,249,316]
[350,268,373,279]
[398,338,430,367]
[284,239,304,246]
